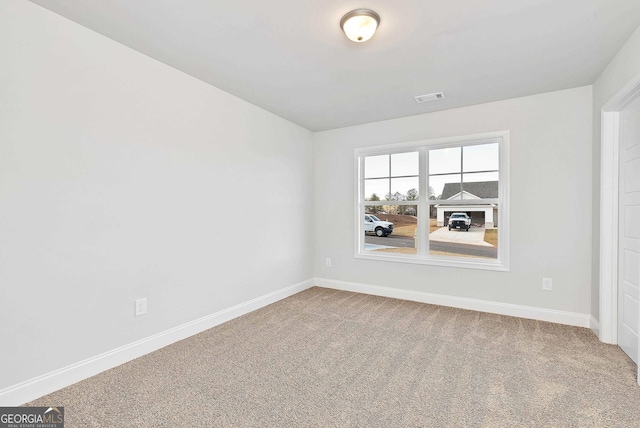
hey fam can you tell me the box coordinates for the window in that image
[355,131,509,270]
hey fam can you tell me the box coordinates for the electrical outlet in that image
[135,298,147,316]
[326,258,332,267]
[542,278,553,291]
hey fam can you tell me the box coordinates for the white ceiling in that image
[28,0,640,131]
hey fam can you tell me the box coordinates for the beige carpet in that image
[27,287,640,427]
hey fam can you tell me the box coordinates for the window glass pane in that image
[364,205,418,255]
[391,152,419,177]
[429,147,461,175]
[463,171,499,183]
[391,177,419,201]
[463,143,499,172]
[364,155,389,178]
[461,173,499,199]
[430,174,461,200]
[364,178,389,201]
[428,203,498,260]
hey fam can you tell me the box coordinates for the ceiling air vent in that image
[414,92,445,103]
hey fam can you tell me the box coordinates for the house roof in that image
[440,181,498,200]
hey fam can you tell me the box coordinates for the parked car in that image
[364,214,394,237]
[448,213,471,231]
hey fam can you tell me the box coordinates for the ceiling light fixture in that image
[340,9,380,43]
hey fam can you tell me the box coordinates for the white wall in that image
[315,86,593,315]
[0,1,314,392]
[591,25,640,322]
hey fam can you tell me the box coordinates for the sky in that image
[364,143,499,200]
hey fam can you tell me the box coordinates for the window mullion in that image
[359,155,365,253]
[460,145,464,199]
[418,147,428,255]
[388,155,392,200]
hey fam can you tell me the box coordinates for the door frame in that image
[600,72,640,355]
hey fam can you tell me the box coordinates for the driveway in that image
[429,227,494,247]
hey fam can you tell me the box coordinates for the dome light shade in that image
[340,9,380,42]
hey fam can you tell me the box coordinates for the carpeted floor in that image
[27,287,640,427]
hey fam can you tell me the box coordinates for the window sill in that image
[355,251,509,271]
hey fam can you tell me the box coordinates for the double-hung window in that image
[355,131,509,271]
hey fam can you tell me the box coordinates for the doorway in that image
[618,95,640,364]
[600,72,640,385]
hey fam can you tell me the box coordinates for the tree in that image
[428,186,438,218]
[401,188,418,216]
[368,193,381,213]
[393,192,405,214]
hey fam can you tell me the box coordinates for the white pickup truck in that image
[448,213,471,231]
[364,214,394,237]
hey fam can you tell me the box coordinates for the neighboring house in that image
[436,181,498,228]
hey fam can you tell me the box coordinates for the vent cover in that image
[414,92,445,103]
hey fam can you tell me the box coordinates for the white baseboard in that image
[315,277,591,328]
[590,316,600,338]
[0,279,314,406]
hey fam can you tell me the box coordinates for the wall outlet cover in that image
[135,298,147,316]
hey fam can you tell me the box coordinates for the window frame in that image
[354,131,510,271]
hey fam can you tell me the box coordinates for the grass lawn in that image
[376,218,440,238]
[373,247,417,254]
[484,229,498,246]
[393,225,417,238]
[366,214,441,237]
[392,222,442,238]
